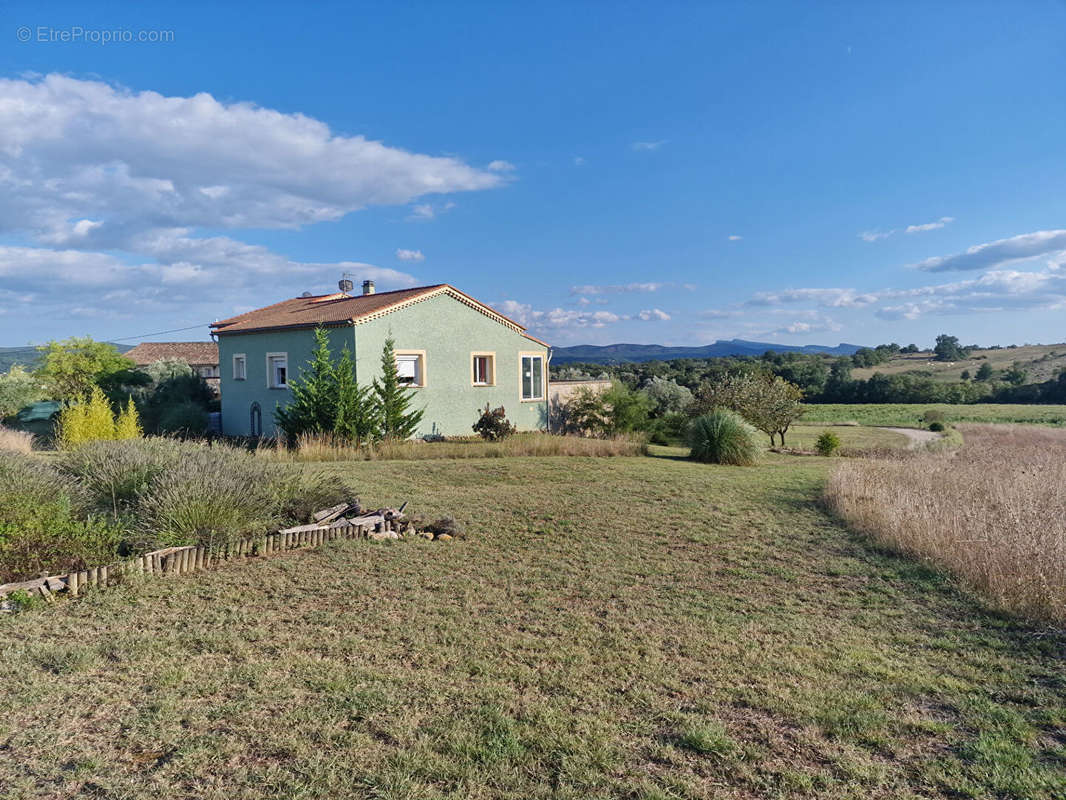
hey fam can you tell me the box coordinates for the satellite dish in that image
[301,291,312,298]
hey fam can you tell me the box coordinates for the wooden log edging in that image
[0,515,397,609]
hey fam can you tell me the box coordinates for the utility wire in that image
[2,322,213,351]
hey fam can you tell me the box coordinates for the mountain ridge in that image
[550,339,865,364]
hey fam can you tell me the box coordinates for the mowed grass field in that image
[802,403,1066,428]
[2,455,1065,799]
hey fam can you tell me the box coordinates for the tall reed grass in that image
[826,424,1066,625]
[0,425,35,454]
[256,431,647,462]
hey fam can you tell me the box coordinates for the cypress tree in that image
[274,327,338,439]
[333,345,378,443]
[373,337,425,439]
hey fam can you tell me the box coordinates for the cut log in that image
[312,502,350,523]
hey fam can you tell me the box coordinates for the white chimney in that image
[362,279,375,295]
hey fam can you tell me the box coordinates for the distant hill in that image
[849,343,1066,385]
[551,339,865,365]
[0,343,133,373]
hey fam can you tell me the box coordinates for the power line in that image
[3,322,213,351]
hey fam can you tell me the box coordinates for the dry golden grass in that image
[256,431,647,462]
[0,425,34,453]
[826,424,1066,624]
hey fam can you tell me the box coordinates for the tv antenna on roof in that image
[338,271,355,294]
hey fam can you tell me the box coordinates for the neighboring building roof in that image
[210,284,550,346]
[125,341,219,366]
[16,401,61,422]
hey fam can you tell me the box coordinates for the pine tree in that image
[333,345,379,443]
[373,337,425,440]
[274,327,339,440]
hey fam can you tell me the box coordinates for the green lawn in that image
[784,424,910,451]
[802,403,1066,428]
[1,454,1063,798]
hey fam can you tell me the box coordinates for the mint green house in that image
[211,282,550,438]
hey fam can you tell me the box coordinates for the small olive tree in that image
[694,372,804,446]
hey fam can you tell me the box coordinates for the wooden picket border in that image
[0,515,403,607]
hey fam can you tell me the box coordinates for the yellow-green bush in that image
[57,387,142,449]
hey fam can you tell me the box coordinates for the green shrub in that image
[686,409,760,466]
[921,409,946,425]
[157,400,209,435]
[58,438,185,516]
[0,454,120,582]
[135,443,279,549]
[815,430,842,456]
[928,421,945,432]
[472,405,517,441]
[270,465,357,527]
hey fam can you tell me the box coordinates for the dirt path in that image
[877,426,941,448]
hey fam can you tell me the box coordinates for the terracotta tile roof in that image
[210,283,551,347]
[125,341,218,366]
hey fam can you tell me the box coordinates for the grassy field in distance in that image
[2,454,1063,799]
[850,343,1066,383]
[802,402,1066,428]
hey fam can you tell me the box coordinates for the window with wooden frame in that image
[266,352,288,389]
[232,354,247,380]
[471,352,495,386]
[395,351,426,387]
[520,353,544,401]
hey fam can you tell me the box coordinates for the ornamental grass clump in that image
[58,437,186,516]
[686,409,760,466]
[135,442,280,550]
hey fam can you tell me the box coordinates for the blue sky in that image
[1,1,1065,348]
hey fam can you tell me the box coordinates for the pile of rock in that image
[300,501,460,542]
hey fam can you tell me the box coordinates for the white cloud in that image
[748,288,878,308]
[496,299,672,335]
[728,235,743,241]
[913,229,1066,272]
[0,74,500,242]
[406,200,456,221]
[573,156,586,166]
[395,248,425,262]
[487,160,516,172]
[632,140,667,151]
[638,308,671,321]
[570,282,665,295]
[905,216,954,234]
[859,229,894,242]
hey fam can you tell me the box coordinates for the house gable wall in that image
[352,292,548,438]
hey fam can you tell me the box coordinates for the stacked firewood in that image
[299,501,460,541]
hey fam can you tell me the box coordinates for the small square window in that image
[472,354,494,385]
[267,353,288,388]
[395,353,425,387]
[233,354,247,381]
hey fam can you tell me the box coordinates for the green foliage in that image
[275,329,380,444]
[695,373,805,446]
[815,430,841,456]
[934,334,968,362]
[0,453,120,582]
[274,327,338,438]
[58,438,185,516]
[641,376,693,416]
[960,369,971,380]
[686,409,760,466]
[143,358,194,382]
[1003,362,1028,386]
[333,345,378,442]
[269,464,357,528]
[928,421,945,432]
[157,400,209,435]
[563,382,651,437]
[0,365,45,419]
[922,409,946,425]
[373,336,425,440]
[976,362,995,381]
[678,722,736,757]
[35,337,134,400]
[473,404,517,441]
